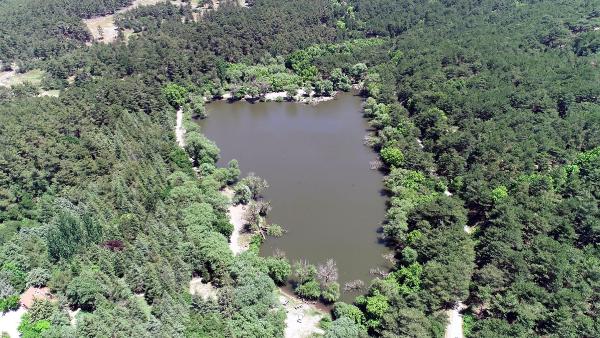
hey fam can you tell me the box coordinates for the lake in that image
[197,93,388,300]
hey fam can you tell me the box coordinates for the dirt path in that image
[278,289,325,338]
[175,108,186,148]
[222,188,251,255]
[442,189,471,338]
[189,277,218,300]
[445,302,467,338]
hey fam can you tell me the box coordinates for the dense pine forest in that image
[0,0,599,337]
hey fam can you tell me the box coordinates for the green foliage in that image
[163,83,188,107]
[26,268,50,288]
[332,302,365,327]
[463,312,475,338]
[0,0,131,62]
[380,146,404,168]
[292,261,317,285]
[295,280,321,300]
[18,314,51,338]
[324,316,362,338]
[226,160,241,185]
[232,183,252,205]
[365,292,389,320]
[321,282,340,303]
[0,0,598,336]
[314,79,334,96]
[266,223,284,237]
[286,50,319,81]
[47,207,102,262]
[401,246,418,264]
[491,185,509,203]
[66,268,109,310]
[265,257,291,285]
[185,131,220,166]
[0,295,19,313]
[330,68,351,91]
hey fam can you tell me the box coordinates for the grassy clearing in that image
[0,69,44,87]
[83,0,165,43]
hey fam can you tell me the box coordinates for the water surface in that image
[198,93,387,300]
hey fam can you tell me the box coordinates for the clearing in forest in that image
[279,289,326,338]
[0,69,44,87]
[222,188,252,255]
[83,0,167,43]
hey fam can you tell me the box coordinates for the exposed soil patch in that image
[279,288,325,338]
[189,277,218,301]
[445,302,467,338]
[0,69,44,87]
[222,188,251,255]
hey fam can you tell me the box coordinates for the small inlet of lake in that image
[197,93,387,301]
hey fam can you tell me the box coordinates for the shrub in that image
[321,282,340,303]
[295,280,321,299]
[266,258,291,285]
[0,295,20,313]
[27,268,50,288]
[380,147,404,168]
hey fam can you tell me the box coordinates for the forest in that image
[0,0,599,337]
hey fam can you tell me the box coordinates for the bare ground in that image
[189,277,218,301]
[0,69,44,87]
[222,188,251,255]
[445,302,467,338]
[0,307,26,338]
[279,289,325,338]
[175,108,186,148]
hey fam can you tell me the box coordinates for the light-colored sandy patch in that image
[264,91,288,101]
[189,277,218,301]
[299,94,336,105]
[279,289,325,338]
[222,188,251,255]
[68,308,81,327]
[39,89,60,97]
[445,302,467,338]
[0,307,26,338]
[0,69,44,87]
[175,108,186,148]
[215,89,336,105]
[236,0,249,8]
[295,88,336,104]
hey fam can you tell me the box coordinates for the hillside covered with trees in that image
[0,0,599,337]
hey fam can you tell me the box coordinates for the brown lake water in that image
[198,93,388,301]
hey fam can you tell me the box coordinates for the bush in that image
[0,295,20,313]
[321,282,340,303]
[18,314,51,338]
[27,268,50,288]
[295,280,321,300]
[163,83,188,107]
[266,224,284,237]
[332,302,365,326]
[380,147,404,168]
[266,257,291,285]
[214,219,234,238]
